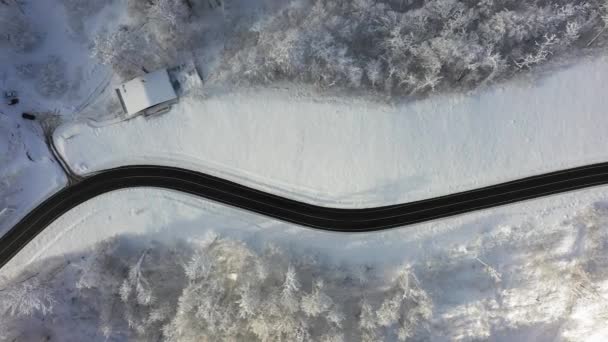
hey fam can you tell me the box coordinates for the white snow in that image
[2,185,608,340]
[0,1,120,119]
[0,114,66,237]
[55,56,608,207]
[1,0,607,339]
[0,0,125,238]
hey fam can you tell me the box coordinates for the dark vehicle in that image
[22,113,36,120]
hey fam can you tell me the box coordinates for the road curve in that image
[3,163,608,268]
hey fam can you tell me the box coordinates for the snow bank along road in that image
[4,162,608,268]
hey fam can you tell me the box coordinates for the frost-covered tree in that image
[366,59,383,87]
[514,34,560,69]
[280,265,300,313]
[0,276,57,342]
[161,236,433,341]
[301,279,333,317]
[119,251,158,334]
[90,0,206,79]
[0,233,433,341]
[588,0,608,46]
[120,252,155,306]
[147,0,190,28]
[91,25,172,79]
[218,0,606,97]
[358,299,377,332]
[73,237,188,340]
[0,278,55,317]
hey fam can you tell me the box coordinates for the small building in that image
[115,69,178,118]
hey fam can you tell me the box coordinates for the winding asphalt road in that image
[3,163,608,268]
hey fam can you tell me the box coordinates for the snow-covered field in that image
[56,55,608,207]
[1,185,608,341]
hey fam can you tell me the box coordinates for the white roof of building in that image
[115,69,177,116]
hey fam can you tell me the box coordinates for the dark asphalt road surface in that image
[3,163,608,268]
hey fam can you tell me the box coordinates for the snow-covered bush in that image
[219,0,606,96]
[0,3,43,52]
[36,56,69,98]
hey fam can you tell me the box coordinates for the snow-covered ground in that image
[0,1,122,119]
[2,185,608,341]
[0,0,129,237]
[55,55,608,207]
[2,0,608,340]
[0,114,66,237]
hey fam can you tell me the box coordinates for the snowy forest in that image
[0,233,433,341]
[219,0,608,96]
[2,0,608,340]
[2,0,608,101]
[90,0,608,97]
[2,200,608,341]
